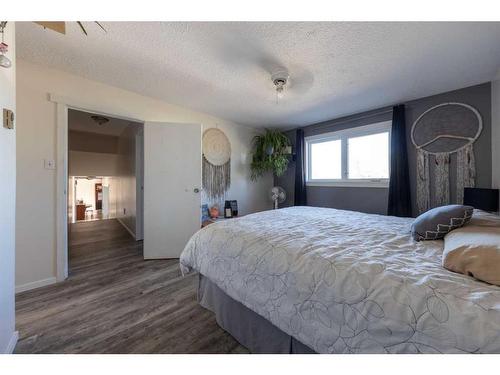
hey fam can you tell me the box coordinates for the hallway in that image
[15,219,246,353]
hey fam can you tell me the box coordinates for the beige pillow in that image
[443,224,500,286]
[469,209,500,227]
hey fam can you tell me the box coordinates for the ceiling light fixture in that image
[0,21,12,69]
[91,115,110,126]
[271,70,290,103]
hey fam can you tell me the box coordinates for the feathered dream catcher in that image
[411,102,482,214]
[202,128,231,201]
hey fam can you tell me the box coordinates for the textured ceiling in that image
[69,109,138,136]
[17,22,500,128]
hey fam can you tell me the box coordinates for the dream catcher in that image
[202,128,231,201]
[411,102,482,213]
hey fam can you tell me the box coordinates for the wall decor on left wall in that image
[202,127,231,201]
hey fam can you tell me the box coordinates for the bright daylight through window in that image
[348,132,389,179]
[310,139,341,179]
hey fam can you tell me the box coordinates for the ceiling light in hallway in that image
[91,115,110,126]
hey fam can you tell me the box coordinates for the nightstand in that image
[201,216,242,228]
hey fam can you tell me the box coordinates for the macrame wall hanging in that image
[411,102,482,214]
[202,128,231,202]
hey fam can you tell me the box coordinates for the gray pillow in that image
[411,205,474,241]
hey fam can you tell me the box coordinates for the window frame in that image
[305,121,392,188]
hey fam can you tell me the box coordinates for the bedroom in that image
[1,0,500,373]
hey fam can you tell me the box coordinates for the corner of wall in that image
[492,78,500,189]
[0,20,16,354]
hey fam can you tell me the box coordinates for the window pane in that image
[348,132,389,179]
[310,140,341,179]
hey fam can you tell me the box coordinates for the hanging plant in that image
[250,129,291,180]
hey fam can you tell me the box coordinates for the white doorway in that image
[53,95,203,281]
[55,98,146,280]
[67,108,144,236]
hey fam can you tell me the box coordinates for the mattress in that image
[180,206,500,353]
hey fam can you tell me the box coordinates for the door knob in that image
[193,188,200,193]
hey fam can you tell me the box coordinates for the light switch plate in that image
[3,108,14,129]
[44,159,56,170]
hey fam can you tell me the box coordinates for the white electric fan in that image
[270,186,286,209]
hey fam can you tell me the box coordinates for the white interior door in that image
[143,122,202,258]
[102,186,109,217]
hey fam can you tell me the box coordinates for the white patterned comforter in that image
[180,207,500,353]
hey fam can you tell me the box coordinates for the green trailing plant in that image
[250,129,291,180]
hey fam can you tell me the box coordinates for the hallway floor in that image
[15,219,246,353]
[75,209,117,222]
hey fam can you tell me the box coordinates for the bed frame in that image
[198,274,316,354]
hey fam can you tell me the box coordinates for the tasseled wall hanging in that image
[202,128,231,203]
[456,143,476,205]
[434,153,450,207]
[416,149,430,214]
[411,102,482,214]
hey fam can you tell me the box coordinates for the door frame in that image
[95,183,103,210]
[51,94,145,282]
[135,128,144,240]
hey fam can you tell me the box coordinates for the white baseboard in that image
[15,277,57,294]
[116,217,137,240]
[4,331,18,354]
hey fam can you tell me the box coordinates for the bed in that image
[179,206,500,353]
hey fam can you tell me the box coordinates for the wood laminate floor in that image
[76,209,117,222]
[15,219,247,354]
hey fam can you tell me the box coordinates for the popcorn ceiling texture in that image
[16,22,500,128]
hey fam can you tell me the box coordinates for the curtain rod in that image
[305,107,394,129]
[280,107,395,132]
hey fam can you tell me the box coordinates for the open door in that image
[143,122,202,258]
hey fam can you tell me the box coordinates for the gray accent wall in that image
[276,83,492,217]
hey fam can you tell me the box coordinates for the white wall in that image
[492,74,500,189]
[102,177,117,217]
[68,176,75,223]
[0,22,17,353]
[16,59,272,290]
[69,150,120,176]
[135,130,144,240]
[115,124,140,238]
[75,178,102,210]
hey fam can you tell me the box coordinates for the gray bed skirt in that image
[198,274,316,354]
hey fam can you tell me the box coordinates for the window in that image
[348,132,389,179]
[310,139,341,179]
[305,121,391,187]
